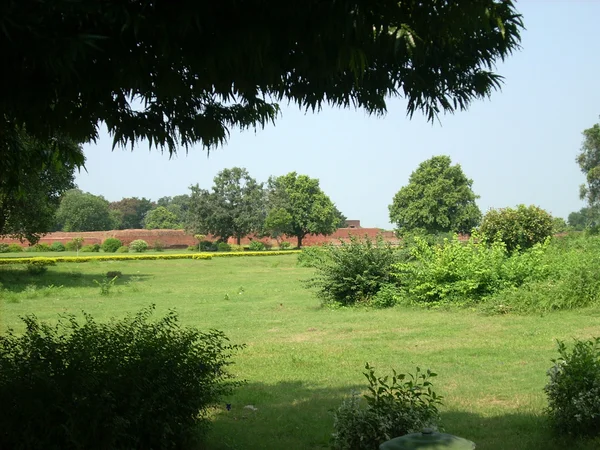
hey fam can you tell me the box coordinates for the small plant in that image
[7,243,23,253]
[129,239,149,253]
[50,242,66,252]
[153,240,165,252]
[34,243,52,252]
[66,237,85,256]
[331,363,443,450]
[0,243,9,253]
[199,240,216,252]
[106,271,122,278]
[94,276,118,295]
[25,258,57,275]
[280,241,292,250]
[217,242,231,252]
[81,244,101,253]
[248,240,266,251]
[229,244,244,252]
[545,337,600,436]
[187,245,197,251]
[101,238,123,253]
[117,245,129,253]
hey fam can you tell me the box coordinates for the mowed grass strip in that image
[1,255,600,450]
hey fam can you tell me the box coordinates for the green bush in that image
[187,245,197,251]
[248,240,266,251]
[65,237,84,252]
[217,242,231,252]
[545,337,600,436]
[331,363,442,450]
[50,242,66,252]
[34,243,51,252]
[117,245,129,253]
[7,243,23,253]
[153,240,165,252]
[101,238,123,253]
[0,243,9,253]
[229,244,244,252]
[81,243,101,252]
[297,245,331,268]
[129,239,148,253]
[479,204,553,253]
[0,306,244,450]
[279,241,292,250]
[199,240,216,252]
[25,258,57,275]
[307,236,399,306]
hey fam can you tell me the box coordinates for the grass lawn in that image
[1,254,599,450]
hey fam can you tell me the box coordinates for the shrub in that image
[0,306,244,450]
[369,284,399,309]
[25,258,57,275]
[117,245,129,253]
[0,243,9,253]
[81,243,101,252]
[187,245,197,251]
[217,242,231,252]
[101,238,123,253]
[280,241,292,250]
[50,242,66,252]
[297,245,331,268]
[479,204,553,253]
[129,239,149,253]
[331,363,442,450]
[307,236,399,306]
[153,240,165,252]
[248,240,266,251]
[34,243,51,252]
[65,237,84,253]
[229,244,244,252]
[199,240,216,252]
[7,243,23,253]
[545,337,600,436]
[106,271,123,278]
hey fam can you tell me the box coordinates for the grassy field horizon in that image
[1,254,599,449]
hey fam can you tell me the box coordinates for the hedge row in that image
[0,250,300,265]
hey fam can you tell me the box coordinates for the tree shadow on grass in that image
[204,381,600,450]
[0,266,152,293]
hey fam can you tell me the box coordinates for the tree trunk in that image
[297,235,303,248]
[236,235,241,245]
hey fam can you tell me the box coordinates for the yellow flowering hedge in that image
[0,250,300,265]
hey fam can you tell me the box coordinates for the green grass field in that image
[1,254,599,450]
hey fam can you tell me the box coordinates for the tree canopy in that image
[54,189,115,232]
[109,197,155,230]
[265,172,342,247]
[1,0,522,186]
[577,122,600,207]
[143,206,181,230]
[186,168,266,244]
[0,131,82,243]
[389,155,481,235]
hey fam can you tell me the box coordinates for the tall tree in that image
[568,206,600,231]
[0,130,82,243]
[2,1,523,191]
[577,123,600,207]
[157,195,191,225]
[109,197,155,229]
[186,168,266,244]
[264,172,342,247]
[389,155,481,235]
[143,207,181,230]
[55,190,115,232]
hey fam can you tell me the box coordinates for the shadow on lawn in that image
[0,266,152,293]
[206,382,600,450]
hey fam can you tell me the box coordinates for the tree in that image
[479,205,553,253]
[143,207,181,230]
[186,168,266,244]
[0,130,82,244]
[55,190,115,232]
[577,123,600,207]
[264,172,342,247]
[568,206,600,231]
[1,1,523,191]
[109,197,155,229]
[157,195,191,225]
[552,217,569,234]
[389,156,481,235]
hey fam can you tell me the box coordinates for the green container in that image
[379,428,476,450]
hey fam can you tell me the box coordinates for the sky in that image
[75,1,600,229]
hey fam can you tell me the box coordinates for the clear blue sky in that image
[76,1,600,229]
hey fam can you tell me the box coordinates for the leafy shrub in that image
[187,245,197,251]
[51,242,65,252]
[545,337,600,436]
[101,238,122,253]
[0,306,244,450]
[199,240,216,252]
[331,363,442,450]
[81,243,101,252]
[106,271,122,278]
[23,245,36,252]
[129,239,149,253]
[280,241,292,250]
[307,236,399,306]
[7,243,23,253]
[117,245,129,253]
[369,284,399,309]
[479,204,553,253]
[34,243,51,252]
[217,242,231,252]
[25,258,57,275]
[248,240,266,251]
[297,245,331,268]
[0,243,9,253]
[65,237,85,253]
[153,240,165,252]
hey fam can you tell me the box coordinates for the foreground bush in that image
[0,306,244,450]
[479,204,553,253]
[331,363,442,450]
[248,240,266,251]
[545,337,600,436]
[101,237,122,253]
[307,236,399,306]
[129,239,148,253]
[50,242,66,252]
